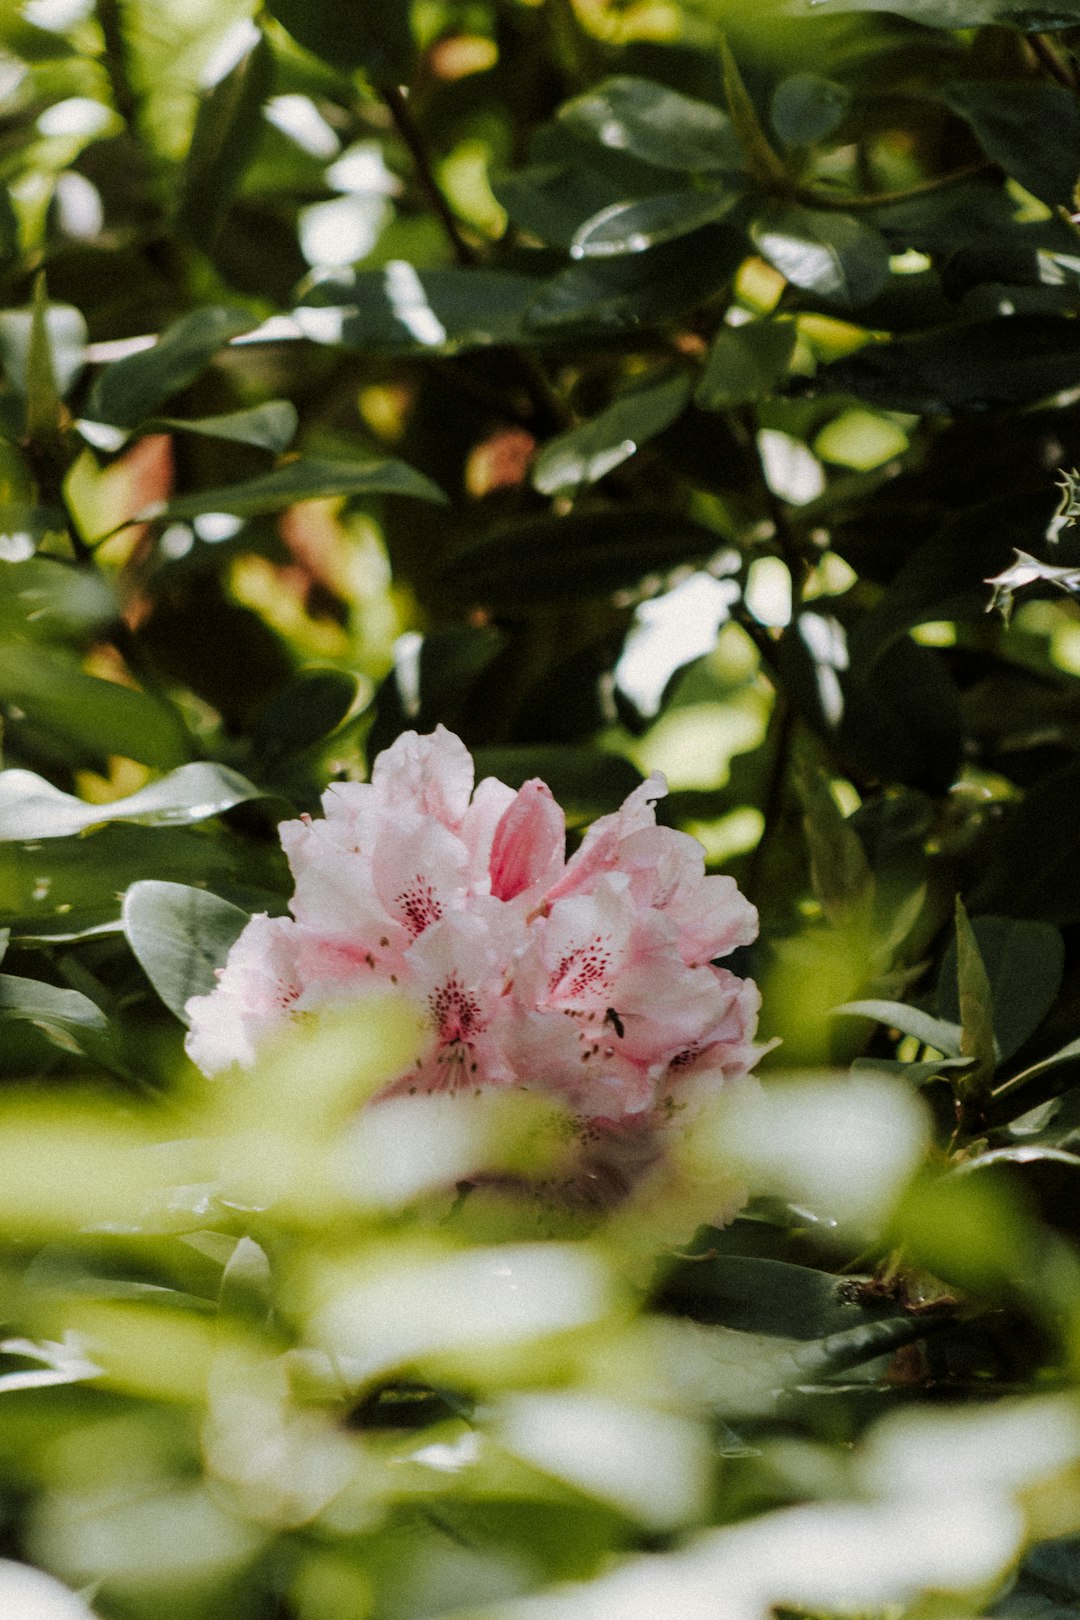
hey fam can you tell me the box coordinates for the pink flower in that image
[184,727,765,1196]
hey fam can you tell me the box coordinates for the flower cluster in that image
[186,727,762,1151]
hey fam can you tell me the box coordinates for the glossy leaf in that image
[86,307,258,428]
[751,203,891,310]
[0,763,264,841]
[439,509,723,607]
[771,74,852,146]
[149,457,447,522]
[938,916,1064,1062]
[570,187,742,259]
[139,401,298,454]
[531,372,691,496]
[175,32,274,249]
[557,76,744,174]
[265,0,416,82]
[696,320,797,410]
[835,999,965,1056]
[122,880,251,1023]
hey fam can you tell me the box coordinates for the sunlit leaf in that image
[0,762,264,840]
[532,373,691,495]
[87,306,258,428]
[123,879,251,1022]
[557,76,744,173]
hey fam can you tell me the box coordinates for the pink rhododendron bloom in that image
[185,726,765,1198]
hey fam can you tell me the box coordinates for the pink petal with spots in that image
[371,815,472,938]
[489,778,566,902]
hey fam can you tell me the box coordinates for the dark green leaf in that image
[24,273,61,441]
[368,625,507,759]
[150,457,447,521]
[780,0,1080,25]
[696,320,797,410]
[140,401,298,454]
[569,187,742,259]
[86,307,258,428]
[953,895,998,1094]
[122,880,251,1023]
[473,747,644,823]
[654,1254,899,1339]
[439,509,723,607]
[295,268,542,354]
[0,646,191,770]
[835,999,965,1055]
[0,762,264,841]
[557,76,743,174]
[176,32,274,249]
[251,667,362,765]
[771,75,851,146]
[531,373,691,496]
[941,82,1080,209]
[794,744,873,925]
[720,37,791,192]
[938,917,1064,1062]
[751,203,891,310]
[265,0,416,82]
[0,970,111,1058]
[817,315,1080,411]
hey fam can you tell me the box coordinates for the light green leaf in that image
[0,295,85,400]
[149,456,446,521]
[570,187,742,259]
[139,401,298,454]
[122,880,251,1023]
[954,896,999,1088]
[557,76,744,173]
[531,373,691,496]
[781,0,1080,31]
[0,762,264,841]
[835,999,964,1056]
[25,272,62,441]
[794,744,873,927]
[750,203,891,310]
[939,915,1064,1063]
[87,307,258,428]
[696,320,796,410]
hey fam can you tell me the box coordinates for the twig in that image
[96,0,142,132]
[1029,32,1076,90]
[794,160,992,212]
[379,81,477,268]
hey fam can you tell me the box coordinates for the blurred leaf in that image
[265,0,416,82]
[794,744,873,925]
[696,320,797,410]
[473,747,644,821]
[439,509,722,606]
[24,273,62,442]
[818,315,1080,410]
[941,82,1080,209]
[219,1236,272,1325]
[0,553,118,639]
[720,37,791,192]
[654,1254,900,1339]
[0,969,111,1059]
[781,0,1080,23]
[751,203,891,310]
[0,646,190,769]
[143,401,298,453]
[771,75,852,146]
[251,667,361,767]
[569,187,743,259]
[954,896,999,1097]
[122,879,251,1023]
[971,761,1080,924]
[0,297,85,401]
[176,31,274,249]
[835,999,965,1055]
[938,916,1064,1063]
[557,76,744,173]
[995,1535,1080,1620]
[532,373,691,496]
[0,762,264,841]
[152,456,446,521]
[87,307,258,428]
[295,268,542,354]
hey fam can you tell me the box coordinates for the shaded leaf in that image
[87,307,258,428]
[0,646,190,770]
[141,401,298,454]
[941,82,1080,209]
[176,32,274,249]
[122,880,251,1023]
[953,895,999,1095]
[751,203,891,310]
[0,970,111,1059]
[938,916,1064,1063]
[835,999,965,1055]
[295,267,541,355]
[0,762,265,841]
[473,747,644,823]
[0,297,85,400]
[696,320,797,410]
[150,457,446,522]
[251,668,361,766]
[24,272,62,441]
[265,0,416,82]
[654,1254,900,1339]
[557,76,743,174]
[570,187,742,259]
[780,0,1080,25]
[720,36,791,191]
[532,373,691,496]
[771,74,851,146]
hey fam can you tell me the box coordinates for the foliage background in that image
[7,0,1080,1614]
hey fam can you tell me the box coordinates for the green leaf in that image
[122,880,251,1023]
[781,0,1080,27]
[531,373,691,496]
[557,76,743,174]
[368,626,507,759]
[0,296,85,400]
[0,554,118,641]
[295,268,542,354]
[569,187,743,259]
[176,32,274,249]
[150,456,447,522]
[219,1236,273,1325]
[86,307,258,428]
[818,315,1080,410]
[750,203,891,310]
[473,747,645,823]
[251,667,362,766]
[970,760,1080,924]
[265,0,416,82]
[139,401,299,454]
[0,970,110,1059]
[696,320,797,410]
[0,762,264,841]
[834,999,964,1056]
[24,272,62,442]
[794,744,873,926]
[719,37,791,192]
[938,916,1064,1063]
[941,82,1080,210]
[439,509,723,607]
[953,896,998,1095]
[771,74,851,146]
[654,1254,902,1339]
[0,646,191,770]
